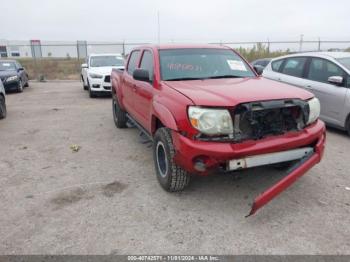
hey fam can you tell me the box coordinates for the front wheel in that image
[153,128,190,192]
[0,95,7,119]
[17,80,23,93]
[82,75,88,90]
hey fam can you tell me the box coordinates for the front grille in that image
[196,99,308,143]
[232,99,307,142]
[104,75,110,83]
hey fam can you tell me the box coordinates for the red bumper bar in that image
[247,134,325,217]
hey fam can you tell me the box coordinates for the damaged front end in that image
[232,99,309,142]
[191,98,325,216]
[197,99,310,143]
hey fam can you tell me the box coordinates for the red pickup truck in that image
[111,44,325,216]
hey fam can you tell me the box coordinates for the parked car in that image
[111,44,325,216]
[251,58,272,73]
[0,79,6,119]
[0,60,29,93]
[81,54,125,98]
[263,52,350,135]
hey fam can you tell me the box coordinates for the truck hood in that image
[163,77,313,106]
[89,66,124,75]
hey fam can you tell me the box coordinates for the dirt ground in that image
[0,81,349,255]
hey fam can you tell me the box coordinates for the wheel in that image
[82,75,88,90]
[17,79,23,93]
[346,117,350,136]
[153,128,190,192]
[24,80,29,87]
[112,95,127,128]
[0,95,6,119]
[88,80,96,98]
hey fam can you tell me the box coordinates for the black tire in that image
[346,117,350,136]
[17,79,23,93]
[0,95,6,119]
[153,128,190,192]
[24,80,29,87]
[82,76,88,90]
[88,80,96,98]
[112,95,127,128]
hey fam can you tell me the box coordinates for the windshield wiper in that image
[165,77,204,81]
[205,75,242,79]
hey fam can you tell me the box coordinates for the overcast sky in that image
[2,0,350,43]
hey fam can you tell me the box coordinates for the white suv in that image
[81,54,125,98]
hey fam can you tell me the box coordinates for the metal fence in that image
[1,39,349,80]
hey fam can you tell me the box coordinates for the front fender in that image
[152,101,178,132]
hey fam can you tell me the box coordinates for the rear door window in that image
[127,50,140,75]
[271,59,284,72]
[281,57,307,78]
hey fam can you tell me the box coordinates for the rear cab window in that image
[127,50,140,75]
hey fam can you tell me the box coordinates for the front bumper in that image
[172,120,325,174]
[88,75,111,92]
[172,120,326,216]
[3,80,20,91]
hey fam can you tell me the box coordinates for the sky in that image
[2,0,350,43]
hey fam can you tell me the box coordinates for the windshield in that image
[337,57,350,71]
[0,61,16,71]
[90,56,124,67]
[159,48,255,81]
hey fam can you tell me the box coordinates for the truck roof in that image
[137,44,231,50]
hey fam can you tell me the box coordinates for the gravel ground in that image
[0,81,349,255]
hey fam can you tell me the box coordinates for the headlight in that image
[6,75,18,82]
[307,97,320,125]
[89,73,103,79]
[188,106,233,135]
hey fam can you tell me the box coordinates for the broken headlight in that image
[188,106,233,135]
[307,97,321,125]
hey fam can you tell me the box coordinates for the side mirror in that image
[133,68,150,82]
[328,76,343,85]
[81,63,88,69]
[17,67,24,71]
[253,65,264,76]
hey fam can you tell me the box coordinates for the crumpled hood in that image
[89,66,124,75]
[163,77,313,107]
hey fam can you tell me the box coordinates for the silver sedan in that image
[263,52,350,135]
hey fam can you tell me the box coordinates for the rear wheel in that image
[112,95,127,128]
[0,95,6,119]
[153,128,190,192]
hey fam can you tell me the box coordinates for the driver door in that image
[304,57,348,126]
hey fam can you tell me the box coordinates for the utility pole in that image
[299,34,304,52]
[157,11,160,44]
[318,37,321,51]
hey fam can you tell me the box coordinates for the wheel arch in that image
[151,101,178,135]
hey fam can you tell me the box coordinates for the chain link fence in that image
[1,39,349,80]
